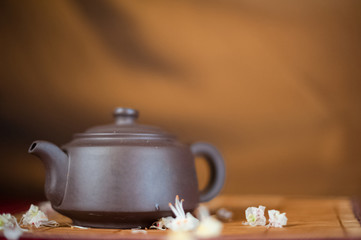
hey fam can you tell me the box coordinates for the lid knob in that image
[113,107,139,124]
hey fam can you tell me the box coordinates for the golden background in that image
[1,0,361,199]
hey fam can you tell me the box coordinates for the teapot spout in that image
[29,140,68,206]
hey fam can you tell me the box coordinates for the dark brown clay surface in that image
[59,210,177,229]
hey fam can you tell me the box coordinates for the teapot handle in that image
[191,142,226,202]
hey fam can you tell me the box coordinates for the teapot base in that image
[72,219,154,229]
[56,209,180,229]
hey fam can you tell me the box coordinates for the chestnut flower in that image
[166,195,199,231]
[243,205,266,226]
[20,204,58,228]
[0,214,14,230]
[267,210,287,228]
[0,213,25,240]
[216,208,233,222]
[195,206,223,238]
[151,196,199,231]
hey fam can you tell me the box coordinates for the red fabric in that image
[0,198,44,214]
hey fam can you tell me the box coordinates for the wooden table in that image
[2,195,361,239]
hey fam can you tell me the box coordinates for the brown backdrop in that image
[1,0,361,199]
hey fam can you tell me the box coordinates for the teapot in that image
[29,107,225,228]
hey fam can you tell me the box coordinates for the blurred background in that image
[1,0,361,200]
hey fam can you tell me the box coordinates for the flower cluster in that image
[20,204,58,228]
[151,195,199,231]
[0,204,60,240]
[151,195,223,238]
[243,205,287,228]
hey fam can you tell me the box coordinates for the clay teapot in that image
[29,107,225,228]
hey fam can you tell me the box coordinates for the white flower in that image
[0,214,25,240]
[268,210,287,228]
[195,206,223,238]
[0,214,13,230]
[216,208,233,221]
[243,205,266,226]
[20,204,58,228]
[166,195,199,231]
[150,217,173,230]
[150,196,199,232]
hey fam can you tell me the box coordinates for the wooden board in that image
[2,195,361,239]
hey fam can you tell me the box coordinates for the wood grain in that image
[2,195,361,239]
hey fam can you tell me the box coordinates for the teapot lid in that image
[74,107,174,138]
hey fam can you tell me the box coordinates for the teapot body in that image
[56,137,199,228]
